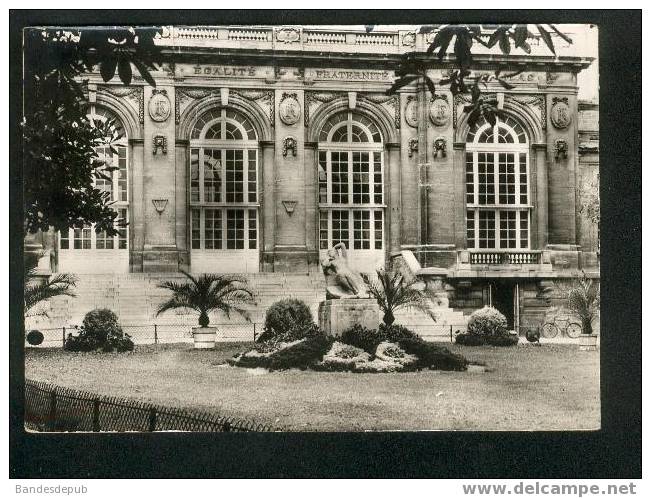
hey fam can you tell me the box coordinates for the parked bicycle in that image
[541,314,582,339]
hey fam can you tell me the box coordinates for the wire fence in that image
[25,322,260,348]
[24,379,277,433]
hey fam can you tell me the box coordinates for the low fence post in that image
[48,389,57,429]
[92,398,101,432]
[450,325,453,343]
[253,323,256,342]
[148,407,157,432]
[154,324,158,345]
[62,326,66,349]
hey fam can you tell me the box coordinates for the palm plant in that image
[24,252,76,316]
[565,272,600,335]
[362,269,436,326]
[156,271,255,327]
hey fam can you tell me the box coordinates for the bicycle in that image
[541,314,583,339]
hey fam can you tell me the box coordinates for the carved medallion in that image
[405,97,418,128]
[429,97,450,127]
[276,27,300,44]
[550,97,572,130]
[279,92,301,126]
[148,89,171,123]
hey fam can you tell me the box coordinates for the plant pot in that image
[578,333,598,351]
[192,326,216,349]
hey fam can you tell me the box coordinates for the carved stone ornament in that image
[148,89,171,122]
[408,138,419,158]
[283,136,297,157]
[433,137,447,158]
[276,27,301,43]
[429,96,450,127]
[282,200,297,215]
[401,32,416,47]
[550,97,572,129]
[153,135,167,155]
[279,92,301,126]
[405,96,418,128]
[555,139,568,160]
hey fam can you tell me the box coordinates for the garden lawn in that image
[25,342,600,431]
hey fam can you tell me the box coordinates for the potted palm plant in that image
[565,272,600,351]
[362,269,436,326]
[24,251,77,318]
[156,271,255,349]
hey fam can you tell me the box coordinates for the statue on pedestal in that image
[320,243,369,299]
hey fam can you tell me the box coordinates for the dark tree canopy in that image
[22,27,162,236]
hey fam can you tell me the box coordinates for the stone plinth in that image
[318,299,380,337]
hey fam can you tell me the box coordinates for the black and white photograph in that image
[8,7,642,482]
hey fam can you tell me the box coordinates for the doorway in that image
[485,281,519,331]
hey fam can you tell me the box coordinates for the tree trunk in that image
[582,317,593,335]
[383,310,395,326]
[199,311,210,328]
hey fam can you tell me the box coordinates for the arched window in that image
[465,116,530,250]
[318,111,384,268]
[189,108,259,260]
[59,105,129,252]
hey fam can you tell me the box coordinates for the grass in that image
[25,342,600,432]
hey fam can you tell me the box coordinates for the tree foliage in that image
[362,269,436,326]
[24,251,76,315]
[23,27,162,235]
[565,272,600,335]
[383,24,572,127]
[156,271,255,327]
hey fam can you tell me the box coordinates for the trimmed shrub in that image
[378,323,420,343]
[231,335,333,371]
[455,333,485,346]
[314,342,371,372]
[26,330,44,346]
[64,308,134,352]
[340,324,382,354]
[485,334,519,347]
[397,338,468,371]
[375,342,417,367]
[466,306,508,336]
[456,332,519,347]
[257,299,315,343]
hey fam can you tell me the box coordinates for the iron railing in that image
[24,379,277,432]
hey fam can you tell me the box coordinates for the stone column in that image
[261,141,276,271]
[129,139,145,271]
[175,139,189,271]
[534,144,548,249]
[142,86,179,272]
[304,142,319,270]
[386,143,402,256]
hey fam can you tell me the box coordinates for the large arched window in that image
[465,116,530,250]
[318,111,385,270]
[189,108,259,271]
[59,105,129,252]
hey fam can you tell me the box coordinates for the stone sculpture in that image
[320,242,368,299]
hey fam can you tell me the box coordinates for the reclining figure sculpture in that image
[320,242,369,299]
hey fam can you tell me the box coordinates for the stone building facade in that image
[26,25,599,333]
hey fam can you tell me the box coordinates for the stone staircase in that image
[26,272,327,330]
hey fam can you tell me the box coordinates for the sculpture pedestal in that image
[318,299,380,337]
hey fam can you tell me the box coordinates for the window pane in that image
[319,151,328,204]
[117,146,128,202]
[373,152,383,204]
[203,149,222,202]
[190,148,200,203]
[352,152,370,204]
[226,209,245,249]
[498,153,516,205]
[192,209,201,249]
[374,210,383,249]
[331,151,349,204]
[225,150,244,203]
[319,211,329,249]
[204,209,222,250]
[478,211,495,248]
[466,152,475,204]
[478,153,495,205]
[117,208,128,249]
[248,150,257,203]
[519,153,528,204]
[331,210,349,248]
[353,210,370,249]
[499,211,517,248]
[248,210,257,249]
[466,210,475,249]
[520,211,529,249]
[60,230,69,250]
